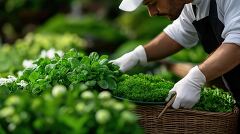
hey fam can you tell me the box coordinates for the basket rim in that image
[114,95,239,114]
[113,95,165,105]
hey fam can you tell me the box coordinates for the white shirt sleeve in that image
[221,0,240,46]
[163,4,199,48]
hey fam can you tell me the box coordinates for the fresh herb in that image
[193,87,235,112]
[2,49,121,95]
[114,74,174,102]
[0,85,142,134]
[114,74,235,112]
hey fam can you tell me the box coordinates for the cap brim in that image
[119,0,143,12]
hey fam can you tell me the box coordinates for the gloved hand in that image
[110,45,147,72]
[166,66,206,109]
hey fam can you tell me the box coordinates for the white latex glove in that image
[166,66,206,109]
[110,45,147,72]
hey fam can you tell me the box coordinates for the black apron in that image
[192,0,240,107]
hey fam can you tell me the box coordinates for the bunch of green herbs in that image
[2,49,121,95]
[113,74,174,102]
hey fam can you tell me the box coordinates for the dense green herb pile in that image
[113,74,174,102]
[193,87,235,112]
[0,85,142,134]
[0,33,86,77]
[2,49,121,95]
[114,74,235,112]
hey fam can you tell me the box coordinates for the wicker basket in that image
[135,105,239,134]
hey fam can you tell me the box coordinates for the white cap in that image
[119,0,143,12]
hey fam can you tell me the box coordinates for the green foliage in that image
[0,85,142,134]
[113,74,174,102]
[37,14,127,44]
[111,40,149,59]
[169,45,208,63]
[2,49,121,95]
[3,0,73,12]
[193,87,235,112]
[116,7,171,40]
[0,33,86,77]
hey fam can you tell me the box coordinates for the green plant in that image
[37,15,127,44]
[113,74,174,102]
[2,49,121,95]
[113,74,235,112]
[116,7,171,40]
[169,45,208,63]
[0,85,142,134]
[193,87,235,112]
[0,33,86,77]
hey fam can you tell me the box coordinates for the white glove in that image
[166,66,206,109]
[110,45,147,72]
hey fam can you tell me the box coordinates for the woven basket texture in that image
[135,105,239,134]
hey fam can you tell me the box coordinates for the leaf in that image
[45,64,55,73]
[99,55,108,65]
[89,52,99,61]
[85,80,96,86]
[81,57,90,65]
[68,58,79,68]
[106,77,117,90]
[98,80,108,89]
[29,72,40,82]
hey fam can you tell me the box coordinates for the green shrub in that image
[1,49,121,95]
[37,15,127,44]
[0,85,142,134]
[0,33,86,77]
[169,45,208,63]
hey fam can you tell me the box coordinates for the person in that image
[111,0,240,111]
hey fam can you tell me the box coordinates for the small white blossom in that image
[40,48,64,59]
[16,80,28,87]
[0,76,17,86]
[17,71,23,77]
[22,60,37,68]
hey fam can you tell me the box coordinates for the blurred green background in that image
[0,0,208,81]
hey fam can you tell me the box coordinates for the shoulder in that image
[179,3,196,23]
[217,0,240,13]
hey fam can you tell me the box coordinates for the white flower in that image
[40,48,64,59]
[17,71,23,77]
[0,76,17,86]
[22,60,37,68]
[16,80,28,87]
[52,85,67,97]
[56,50,64,57]
[46,48,56,59]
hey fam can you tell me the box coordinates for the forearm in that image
[199,43,240,81]
[144,32,183,61]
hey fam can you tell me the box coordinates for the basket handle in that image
[157,92,177,118]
